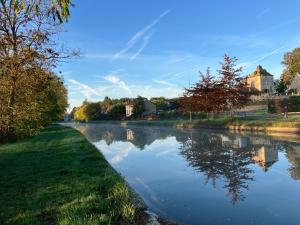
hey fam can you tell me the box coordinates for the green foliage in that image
[150,97,169,110]
[101,96,113,113]
[0,70,68,141]
[288,96,300,112]
[281,47,300,85]
[268,97,300,113]
[84,102,102,121]
[70,107,77,119]
[274,79,288,94]
[107,104,126,120]
[267,98,288,113]
[0,0,71,141]
[74,102,102,122]
[132,96,145,118]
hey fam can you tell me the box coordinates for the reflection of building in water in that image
[220,135,249,149]
[127,129,135,141]
[233,137,248,148]
[252,146,278,172]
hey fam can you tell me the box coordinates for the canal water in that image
[66,123,300,225]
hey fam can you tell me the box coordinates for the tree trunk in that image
[7,77,17,135]
[189,111,192,122]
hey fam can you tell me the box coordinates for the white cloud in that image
[104,75,132,94]
[114,9,171,60]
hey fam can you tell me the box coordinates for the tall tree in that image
[101,96,113,113]
[218,55,249,114]
[133,96,145,118]
[179,68,218,120]
[0,0,73,140]
[274,79,287,95]
[281,47,300,85]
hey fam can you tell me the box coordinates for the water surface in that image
[66,123,300,225]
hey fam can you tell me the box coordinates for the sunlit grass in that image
[0,125,135,225]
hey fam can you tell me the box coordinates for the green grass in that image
[0,125,135,225]
[122,114,300,129]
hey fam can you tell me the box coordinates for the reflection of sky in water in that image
[66,123,300,225]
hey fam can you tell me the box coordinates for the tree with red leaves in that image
[179,68,219,120]
[218,55,249,115]
[179,55,249,119]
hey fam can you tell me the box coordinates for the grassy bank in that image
[123,115,300,131]
[0,125,135,225]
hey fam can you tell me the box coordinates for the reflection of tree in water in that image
[180,132,254,204]
[75,123,300,188]
[81,124,171,149]
[285,145,300,180]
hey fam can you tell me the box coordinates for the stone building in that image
[246,65,274,95]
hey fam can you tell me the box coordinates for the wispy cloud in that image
[104,75,132,94]
[211,35,272,48]
[68,79,103,97]
[130,32,154,60]
[256,8,270,19]
[153,79,177,87]
[114,9,171,60]
[240,45,286,69]
[84,53,131,60]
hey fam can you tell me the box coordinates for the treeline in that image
[0,1,71,142]
[72,96,152,121]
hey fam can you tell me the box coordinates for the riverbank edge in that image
[177,124,300,134]
[119,120,300,134]
[70,119,300,134]
[0,124,177,225]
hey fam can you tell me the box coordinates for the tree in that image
[281,47,300,85]
[70,107,77,119]
[150,97,169,110]
[218,55,249,114]
[179,55,248,119]
[84,102,102,121]
[101,96,113,113]
[133,96,145,118]
[107,104,125,120]
[0,0,73,140]
[74,102,102,122]
[274,79,287,95]
[179,68,218,120]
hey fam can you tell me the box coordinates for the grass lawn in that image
[0,125,135,225]
[124,114,300,129]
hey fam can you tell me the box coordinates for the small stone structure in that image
[246,65,274,95]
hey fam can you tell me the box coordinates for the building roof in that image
[247,65,273,78]
[288,74,300,91]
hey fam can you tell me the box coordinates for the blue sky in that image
[57,0,300,109]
